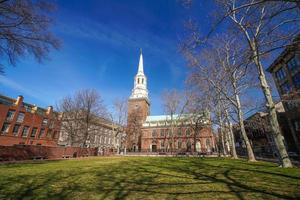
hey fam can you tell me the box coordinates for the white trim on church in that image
[130,50,149,100]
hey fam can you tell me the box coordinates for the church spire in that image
[130,49,148,100]
[138,48,144,74]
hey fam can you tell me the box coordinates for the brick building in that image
[0,95,61,146]
[126,51,215,153]
[267,35,300,154]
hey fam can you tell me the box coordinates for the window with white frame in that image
[16,112,25,123]
[1,123,10,134]
[6,110,15,121]
[21,126,29,137]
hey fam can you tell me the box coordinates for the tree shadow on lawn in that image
[1,158,300,199]
[95,158,300,200]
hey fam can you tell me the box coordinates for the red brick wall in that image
[0,97,61,146]
[141,126,216,152]
[0,145,98,161]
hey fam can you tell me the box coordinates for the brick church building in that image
[126,51,215,153]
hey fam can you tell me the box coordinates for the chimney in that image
[15,95,23,106]
[32,106,38,114]
[46,106,53,115]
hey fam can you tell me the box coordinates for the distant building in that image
[267,35,300,153]
[58,115,125,154]
[233,102,298,158]
[0,95,61,146]
[126,50,215,153]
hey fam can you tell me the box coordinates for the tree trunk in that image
[253,49,293,167]
[225,110,238,159]
[235,93,256,161]
[218,115,227,156]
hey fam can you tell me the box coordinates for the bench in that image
[32,156,45,160]
[62,155,71,159]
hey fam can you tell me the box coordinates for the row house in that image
[0,95,61,146]
[267,35,300,154]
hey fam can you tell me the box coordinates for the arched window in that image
[206,139,211,147]
[137,78,140,84]
[142,78,144,84]
[177,129,182,137]
[160,129,165,137]
[177,139,182,149]
[186,128,191,136]
[152,130,157,138]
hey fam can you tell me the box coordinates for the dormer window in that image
[275,68,286,81]
[287,56,300,72]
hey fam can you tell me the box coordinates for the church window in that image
[160,129,165,137]
[137,78,140,84]
[186,128,191,136]
[142,78,144,84]
[178,140,182,149]
[152,130,157,138]
[177,129,182,136]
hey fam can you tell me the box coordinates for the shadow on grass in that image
[0,157,300,199]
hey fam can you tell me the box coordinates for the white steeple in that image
[130,49,149,100]
[138,48,144,74]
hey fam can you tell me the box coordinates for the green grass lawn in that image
[0,157,300,200]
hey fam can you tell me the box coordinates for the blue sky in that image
[0,0,273,116]
[0,0,216,114]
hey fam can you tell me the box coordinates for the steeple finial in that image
[138,49,144,74]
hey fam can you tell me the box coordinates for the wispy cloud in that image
[0,76,49,104]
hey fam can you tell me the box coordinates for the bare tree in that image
[214,0,299,167]
[161,89,189,153]
[58,89,107,147]
[183,35,257,161]
[109,98,127,153]
[0,0,60,74]
[182,0,299,167]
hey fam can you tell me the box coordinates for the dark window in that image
[1,123,10,134]
[16,112,25,123]
[152,130,157,138]
[177,129,182,136]
[6,110,15,121]
[21,126,29,137]
[12,124,21,136]
[53,131,57,139]
[160,129,165,137]
[280,82,292,94]
[178,140,182,148]
[295,120,300,131]
[142,78,144,84]
[167,130,172,137]
[293,72,300,89]
[30,128,38,138]
[39,128,45,138]
[47,129,52,138]
[186,129,191,136]
[287,56,300,72]
[137,78,140,84]
[275,68,286,81]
